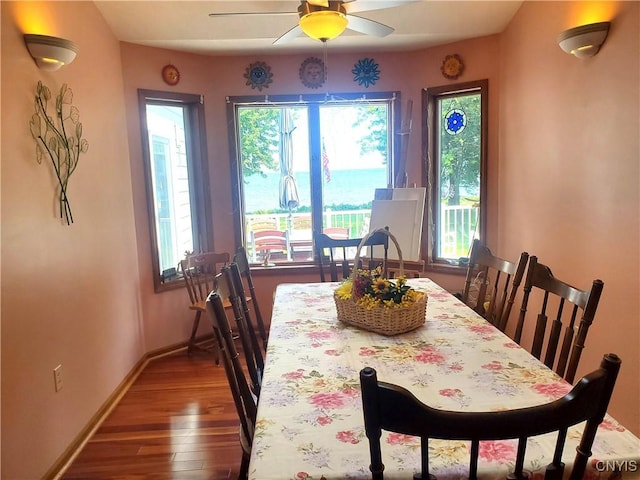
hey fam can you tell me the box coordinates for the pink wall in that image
[1,2,143,478]
[120,35,502,352]
[499,1,639,434]
[1,1,638,478]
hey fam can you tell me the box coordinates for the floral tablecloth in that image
[249,279,640,480]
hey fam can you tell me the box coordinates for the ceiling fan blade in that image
[209,11,296,17]
[273,24,303,45]
[346,0,419,14]
[346,14,394,37]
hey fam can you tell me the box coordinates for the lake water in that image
[244,168,388,213]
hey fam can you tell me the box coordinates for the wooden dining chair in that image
[205,291,257,480]
[217,264,264,397]
[233,246,268,350]
[513,256,604,383]
[314,229,389,282]
[180,251,230,359]
[360,353,621,480]
[461,239,529,332]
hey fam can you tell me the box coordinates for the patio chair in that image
[360,353,621,480]
[323,226,349,239]
[251,229,290,263]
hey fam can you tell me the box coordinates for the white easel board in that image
[369,199,419,261]
[392,187,426,260]
[368,187,425,261]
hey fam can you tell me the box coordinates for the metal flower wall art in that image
[29,81,88,225]
[352,57,380,88]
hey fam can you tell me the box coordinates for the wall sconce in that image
[557,22,610,58]
[24,34,78,71]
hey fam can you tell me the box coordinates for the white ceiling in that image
[94,0,523,56]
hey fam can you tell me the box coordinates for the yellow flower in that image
[373,278,388,293]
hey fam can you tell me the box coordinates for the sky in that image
[288,105,387,172]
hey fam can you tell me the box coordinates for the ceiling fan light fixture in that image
[299,10,348,41]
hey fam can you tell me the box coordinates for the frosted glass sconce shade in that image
[24,34,79,71]
[557,22,610,58]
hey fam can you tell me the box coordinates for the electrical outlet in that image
[53,365,63,392]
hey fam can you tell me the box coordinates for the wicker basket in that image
[334,228,427,336]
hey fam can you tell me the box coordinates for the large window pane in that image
[147,108,193,274]
[139,90,212,290]
[319,104,389,239]
[231,93,398,265]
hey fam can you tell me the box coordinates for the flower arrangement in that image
[335,266,425,310]
[333,228,428,336]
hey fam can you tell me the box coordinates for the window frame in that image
[138,89,213,292]
[226,92,402,265]
[422,80,488,272]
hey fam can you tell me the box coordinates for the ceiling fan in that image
[208,0,412,44]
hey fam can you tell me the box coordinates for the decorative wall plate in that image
[352,57,380,88]
[441,54,464,80]
[244,61,273,91]
[299,57,325,89]
[161,64,180,86]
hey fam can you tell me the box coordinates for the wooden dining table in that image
[249,278,640,479]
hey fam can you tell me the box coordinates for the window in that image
[227,92,400,265]
[423,80,487,266]
[138,90,213,291]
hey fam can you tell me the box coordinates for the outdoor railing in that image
[245,204,479,262]
[440,204,479,259]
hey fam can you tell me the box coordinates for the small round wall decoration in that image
[244,61,273,91]
[441,54,464,80]
[352,57,380,88]
[444,108,466,135]
[161,64,180,86]
[299,57,326,89]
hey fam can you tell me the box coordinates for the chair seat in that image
[189,296,251,312]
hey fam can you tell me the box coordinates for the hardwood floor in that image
[61,349,243,480]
